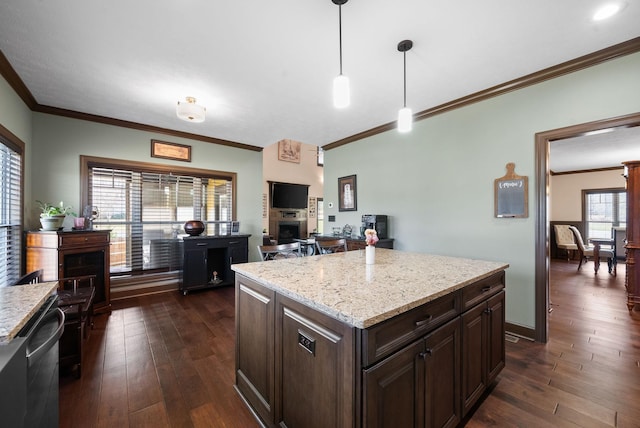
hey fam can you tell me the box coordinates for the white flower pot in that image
[40,215,66,231]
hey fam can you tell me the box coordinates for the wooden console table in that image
[181,234,250,295]
[26,230,111,313]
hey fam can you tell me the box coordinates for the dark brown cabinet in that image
[25,230,111,313]
[181,235,249,294]
[235,270,505,428]
[363,318,461,428]
[623,161,640,311]
[235,276,275,425]
[461,288,505,415]
[277,294,354,428]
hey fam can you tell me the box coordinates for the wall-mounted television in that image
[271,182,309,209]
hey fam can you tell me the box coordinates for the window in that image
[583,188,626,239]
[0,137,22,287]
[82,156,236,278]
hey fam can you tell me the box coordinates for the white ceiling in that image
[550,125,640,173]
[0,0,639,159]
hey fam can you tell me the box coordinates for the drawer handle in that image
[415,315,433,327]
[196,243,208,246]
[481,286,492,293]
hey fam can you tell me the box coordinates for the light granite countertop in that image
[232,249,509,328]
[0,281,59,344]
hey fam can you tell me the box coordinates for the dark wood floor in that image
[60,260,640,427]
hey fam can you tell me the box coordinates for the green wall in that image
[323,52,640,330]
[3,51,640,330]
[29,113,264,257]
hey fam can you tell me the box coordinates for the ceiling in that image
[0,1,639,159]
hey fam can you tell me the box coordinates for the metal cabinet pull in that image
[415,315,433,327]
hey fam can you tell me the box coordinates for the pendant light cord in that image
[403,50,407,108]
[338,4,343,75]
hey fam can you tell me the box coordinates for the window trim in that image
[0,123,25,284]
[80,155,237,218]
[581,186,626,238]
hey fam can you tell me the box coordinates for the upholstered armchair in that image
[554,224,578,261]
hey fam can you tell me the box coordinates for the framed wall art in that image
[338,175,357,212]
[151,139,191,162]
[278,139,301,163]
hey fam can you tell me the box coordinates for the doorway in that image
[534,112,640,342]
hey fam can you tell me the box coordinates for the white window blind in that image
[0,142,22,287]
[584,189,626,239]
[88,165,234,276]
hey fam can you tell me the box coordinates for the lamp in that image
[332,0,350,109]
[176,96,206,123]
[397,40,413,133]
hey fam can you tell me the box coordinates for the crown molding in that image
[324,36,640,151]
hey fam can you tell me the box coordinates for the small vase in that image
[365,245,375,265]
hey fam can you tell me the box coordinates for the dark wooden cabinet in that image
[346,238,394,251]
[623,161,640,311]
[364,339,423,427]
[461,287,505,415]
[423,318,461,428]
[235,276,275,425]
[235,270,505,428]
[25,230,111,313]
[181,235,249,294]
[276,294,354,428]
[363,318,460,428]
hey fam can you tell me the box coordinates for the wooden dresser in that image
[26,230,111,313]
[623,161,640,311]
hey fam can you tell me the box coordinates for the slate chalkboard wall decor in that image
[494,162,528,218]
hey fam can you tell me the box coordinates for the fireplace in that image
[278,221,301,244]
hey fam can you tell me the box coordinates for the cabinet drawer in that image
[361,291,460,367]
[59,232,110,248]
[462,271,505,311]
[26,232,58,248]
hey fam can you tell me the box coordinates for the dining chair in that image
[57,275,97,378]
[13,269,44,285]
[315,238,348,254]
[258,242,302,261]
[568,226,616,275]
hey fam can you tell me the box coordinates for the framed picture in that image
[151,139,191,162]
[338,175,357,211]
[231,221,240,235]
[278,139,301,163]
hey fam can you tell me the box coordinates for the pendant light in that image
[397,40,413,133]
[332,0,350,109]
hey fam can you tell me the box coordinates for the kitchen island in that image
[232,249,509,428]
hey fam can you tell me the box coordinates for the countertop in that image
[0,282,59,344]
[232,248,508,328]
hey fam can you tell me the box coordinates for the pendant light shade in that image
[398,107,413,133]
[332,0,350,109]
[333,74,350,109]
[397,39,413,133]
[176,96,206,123]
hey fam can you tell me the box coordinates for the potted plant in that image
[37,200,75,231]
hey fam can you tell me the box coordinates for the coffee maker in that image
[361,214,388,239]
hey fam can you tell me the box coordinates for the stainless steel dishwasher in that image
[0,295,64,428]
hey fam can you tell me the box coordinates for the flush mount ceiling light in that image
[397,39,413,133]
[593,2,624,20]
[176,96,206,123]
[332,0,350,109]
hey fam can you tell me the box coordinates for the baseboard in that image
[110,273,179,301]
[505,322,536,341]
